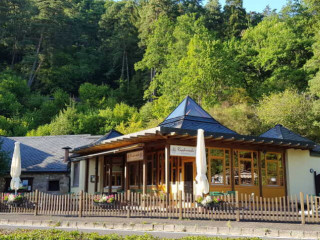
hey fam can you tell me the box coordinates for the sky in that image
[208,0,288,13]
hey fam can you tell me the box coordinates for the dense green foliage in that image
[1,0,320,142]
[0,229,261,240]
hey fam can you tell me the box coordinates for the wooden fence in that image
[1,191,319,224]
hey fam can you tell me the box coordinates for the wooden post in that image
[230,148,235,191]
[127,190,131,218]
[78,191,83,217]
[34,189,39,216]
[143,147,147,196]
[165,144,170,207]
[179,190,183,220]
[125,161,129,200]
[85,159,89,193]
[94,157,98,193]
[300,192,305,224]
[258,151,263,197]
[235,191,240,222]
[283,151,288,196]
[109,158,113,194]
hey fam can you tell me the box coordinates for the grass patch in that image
[0,229,263,240]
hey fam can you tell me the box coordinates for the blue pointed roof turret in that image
[95,129,123,144]
[159,96,237,134]
[259,124,314,143]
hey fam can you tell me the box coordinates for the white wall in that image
[286,149,320,196]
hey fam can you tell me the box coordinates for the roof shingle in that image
[159,96,237,134]
[1,135,101,172]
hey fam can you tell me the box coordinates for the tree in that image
[78,82,111,108]
[204,0,223,37]
[239,16,312,98]
[223,0,247,38]
[257,89,319,141]
[99,0,140,91]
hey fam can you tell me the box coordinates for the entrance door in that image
[184,162,194,194]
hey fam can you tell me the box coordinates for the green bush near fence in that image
[0,229,261,240]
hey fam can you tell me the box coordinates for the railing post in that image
[235,191,240,222]
[34,189,39,216]
[78,191,83,218]
[300,192,305,224]
[127,190,131,218]
[179,191,183,220]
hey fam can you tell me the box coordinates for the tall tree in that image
[223,0,247,38]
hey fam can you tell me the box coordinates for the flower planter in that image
[93,201,115,208]
[6,199,25,207]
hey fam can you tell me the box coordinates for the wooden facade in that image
[70,126,307,198]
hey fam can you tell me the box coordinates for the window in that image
[261,152,284,186]
[4,178,33,192]
[48,180,60,191]
[171,157,182,184]
[211,159,224,184]
[234,150,258,186]
[209,148,230,185]
[73,162,80,187]
[105,164,123,187]
[158,152,164,185]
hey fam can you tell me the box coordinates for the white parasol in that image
[10,142,21,195]
[195,129,209,196]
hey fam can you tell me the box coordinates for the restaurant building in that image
[70,97,320,198]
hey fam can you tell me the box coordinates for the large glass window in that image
[211,159,224,184]
[261,152,284,186]
[234,150,258,186]
[209,148,230,185]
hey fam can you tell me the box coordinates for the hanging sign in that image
[170,145,196,157]
[127,150,144,162]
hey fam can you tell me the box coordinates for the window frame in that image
[233,150,258,186]
[262,152,284,187]
[208,147,231,186]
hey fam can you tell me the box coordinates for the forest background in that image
[1,0,320,144]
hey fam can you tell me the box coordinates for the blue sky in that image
[205,0,288,13]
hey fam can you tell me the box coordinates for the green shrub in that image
[0,229,262,240]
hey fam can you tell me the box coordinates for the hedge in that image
[0,229,261,240]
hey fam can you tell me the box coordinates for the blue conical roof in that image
[95,129,123,144]
[259,124,314,143]
[159,96,237,134]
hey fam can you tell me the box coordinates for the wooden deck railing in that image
[1,191,319,224]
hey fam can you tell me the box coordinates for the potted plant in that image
[195,195,223,209]
[2,193,25,206]
[93,194,115,208]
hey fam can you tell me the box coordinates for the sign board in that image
[170,145,196,157]
[127,150,144,162]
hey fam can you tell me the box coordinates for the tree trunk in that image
[11,40,17,68]
[28,33,43,87]
[125,51,129,91]
[120,50,125,80]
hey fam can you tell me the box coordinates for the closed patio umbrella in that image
[10,142,21,195]
[195,129,209,196]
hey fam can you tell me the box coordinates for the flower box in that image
[195,196,223,209]
[93,194,116,208]
[2,194,25,207]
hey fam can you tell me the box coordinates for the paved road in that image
[0,225,314,240]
